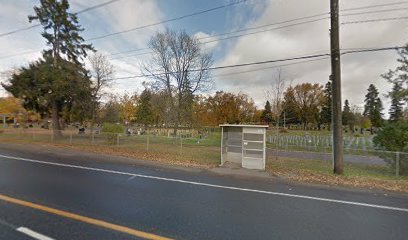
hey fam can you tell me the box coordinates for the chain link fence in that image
[0,128,221,166]
[0,128,407,177]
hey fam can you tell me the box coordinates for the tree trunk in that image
[43,113,49,129]
[51,100,62,138]
[90,102,96,137]
[275,117,280,162]
[173,113,179,137]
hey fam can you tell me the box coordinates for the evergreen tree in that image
[261,100,273,125]
[28,0,94,64]
[320,80,332,129]
[136,89,154,127]
[3,56,92,127]
[282,87,300,126]
[363,84,383,127]
[27,0,94,137]
[342,99,351,125]
[381,44,408,105]
[342,99,356,131]
[389,82,404,121]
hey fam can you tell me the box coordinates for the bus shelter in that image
[220,124,268,170]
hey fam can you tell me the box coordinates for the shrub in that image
[373,121,408,175]
[102,123,124,145]
[102,123,124,133]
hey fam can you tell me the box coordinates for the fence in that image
[0,128,221,166]
[0,128,406,178]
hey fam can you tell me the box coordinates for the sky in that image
[0,0,407,118]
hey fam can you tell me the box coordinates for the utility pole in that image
[330,0,343,174]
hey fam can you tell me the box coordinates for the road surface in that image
[0,143,407,240]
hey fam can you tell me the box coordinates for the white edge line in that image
[16,227,55,240]
[0,153,407,213]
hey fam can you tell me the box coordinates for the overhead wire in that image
[85,0,250,41]
[0,0,250,59]
[1,2,406,61]
[108,46,404,80]
[341,16,408,25]
[109,53,331,80]
[109,16,331,60]
[0,0,121,38]
[108,7,408,60]
[212,57,330,78]
[340,7,408,16]
[341,1,408,12]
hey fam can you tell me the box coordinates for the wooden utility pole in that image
[330,0,343,174]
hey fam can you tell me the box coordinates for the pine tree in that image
[28,0,94,64]
[282,87,300,126]
[136,89,154,127]
[342,99,356,131]
[363,84,383,127]
[320,80,332,129]
[342,99,351,126]
[389,82,404,121]
[261,100,273,125]
[28,0,94,137]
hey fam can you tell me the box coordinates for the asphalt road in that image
[0,143,407,240]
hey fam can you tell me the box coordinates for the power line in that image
[109,16,330,60]
[212,57,330,78]
[340,7,408,16]
[86,0,408,42]
[1,2,405,60]
[341,16,408,25]
[109,46,403,80]
[0,0,121,38]
[76,0,120,14]
[0,0,250,59]
[341,1,408,12]
[109,47,150,56]
[109,53,330,80]
[201,17,330,44]
[86,0,249,41]
[198,13,329,41]
[0,25,39,38]
[341,46,405,55]
[107,7,406,60]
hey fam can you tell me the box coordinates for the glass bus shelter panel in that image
[242,127,265,170]
[225,127,242,164]
[243,133,263,142]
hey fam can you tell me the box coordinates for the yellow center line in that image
[0,193,173,240]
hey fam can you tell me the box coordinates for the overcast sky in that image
[0,0,407,118]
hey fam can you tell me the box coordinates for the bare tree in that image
[265,69,287,161]
[144,29,213,136]
[89,53,114,132]
[266,69,286,127]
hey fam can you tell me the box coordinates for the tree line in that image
[260,50,408,132]
[1,0,407,139]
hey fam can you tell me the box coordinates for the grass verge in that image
[268,157,408,192]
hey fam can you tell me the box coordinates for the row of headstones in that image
[268,135,374,150]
